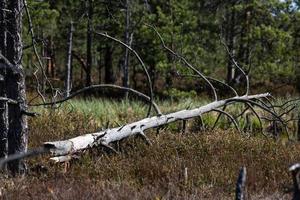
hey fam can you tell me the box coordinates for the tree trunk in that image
[123,0,131,97]
[46,37,56,78]
[65,21,74,97]
[104,45,114,84]
[45,93,270,162]
[86,0,93,87]
[98,49,102,84]
[0,0,8,170]
[0,0,28,174]
[149,61,156,90]
[235,3,251,85]
[225,3,237,85]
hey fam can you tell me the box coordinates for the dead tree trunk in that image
[225,3,237,85]
[0,0,9,170]
[235,167,247,200]
[45,37,56,78]
[122,0,132,97]
[98,48,102,84]
[297,113,300,141]
[235,3,251,85]
[44,93,270,162]
[0,0,28,174]
[86,0,93,87]
[65,21,74,97]
[289,164,300,200]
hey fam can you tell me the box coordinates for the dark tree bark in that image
[104,45,115,84]
[65,21,74,97]
[98,49,102,84]
[86,0,93,87]
[132,62,137,89]
[297,116,300,141]
[122,0,132,97]
[45,37,56,78]
[0,0,9,169]
[225,2,237,85]
[0,0,28,174]
[149,61,156,90]
[235,3,251,85]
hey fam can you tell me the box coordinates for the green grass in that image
[32,96,299,138]
[0,96,299,199]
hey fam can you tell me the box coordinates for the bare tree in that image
[223,1,239,85]
[122,0,132,97]
[0,0,28,174]
[65,21,74,97]
[86,0,93,87]
[0,0,9,171]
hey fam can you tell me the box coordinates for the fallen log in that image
[44,93,270,162]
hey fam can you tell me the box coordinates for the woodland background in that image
[1,1,300,199]
[23,0,300,97]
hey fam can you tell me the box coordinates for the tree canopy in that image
[22,0,300,96]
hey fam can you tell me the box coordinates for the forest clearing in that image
[1,0,300,199]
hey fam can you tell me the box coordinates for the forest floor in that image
[0,98,299,199]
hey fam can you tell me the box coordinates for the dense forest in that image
[23,0,300,97]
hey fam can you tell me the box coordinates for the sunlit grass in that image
[1,96,299,199]
[31,95,299,139]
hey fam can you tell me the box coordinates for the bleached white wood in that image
[45,93,270,162]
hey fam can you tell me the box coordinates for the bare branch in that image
[0,147,49,169]
[29,84,162,115]
[23,0,55,100]
[0,97,18,104]
[220,38,250,96]
[0,52,21,73]
[212,105,227,130]
[213,108,241,133]
[94,31,155,117]
[245,102,267,138]
[179,73,238,97]
[234,105,250,120]
[272,98,300,109]
[148,25,218,101]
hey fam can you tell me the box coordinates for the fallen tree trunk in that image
[45,93,270,162]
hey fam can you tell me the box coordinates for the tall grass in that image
[0,96,298,199]
[32,96,298,138]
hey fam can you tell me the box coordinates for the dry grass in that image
[0,98,299,199]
